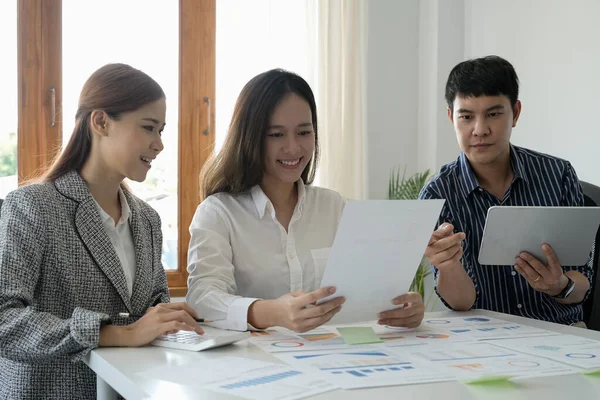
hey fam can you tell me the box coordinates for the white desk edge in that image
[84,309,600,400]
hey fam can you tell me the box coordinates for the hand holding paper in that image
[377,292,425,328]
[249,287,346,333]
[318,200,445,324]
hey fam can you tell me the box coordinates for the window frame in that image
[17,0,216,297]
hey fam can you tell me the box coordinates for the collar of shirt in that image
[458,143,530,197]
[250,180,306,220]
[93,188,131,227]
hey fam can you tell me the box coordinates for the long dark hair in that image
[42,63,165,182]
[200,69,319,198]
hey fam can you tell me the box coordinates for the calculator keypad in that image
[157,331,215,344]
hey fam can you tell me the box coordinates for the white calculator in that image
[151,326,250,352]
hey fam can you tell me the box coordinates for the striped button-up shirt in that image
[419,144,593,325]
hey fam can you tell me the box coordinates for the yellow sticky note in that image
[337,327,384,345]
[462,375,514,385]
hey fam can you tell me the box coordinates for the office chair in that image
[581,181,600,331]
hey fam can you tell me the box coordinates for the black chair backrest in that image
[581,181,600,330]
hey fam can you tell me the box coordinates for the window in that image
[17,0,215,296]
[215,0,313,152]
[62,0,180,270]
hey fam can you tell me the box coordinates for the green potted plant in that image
[388,167,438,310]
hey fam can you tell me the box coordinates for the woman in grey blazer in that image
[0,64,203,399]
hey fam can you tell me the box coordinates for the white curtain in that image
[307,0,367,200]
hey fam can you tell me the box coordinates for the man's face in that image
[449,95,521,167]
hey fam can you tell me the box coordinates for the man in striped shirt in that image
[419,55,593,326]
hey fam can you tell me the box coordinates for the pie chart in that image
[416,333,449,339]
[566,353,596,359]
[271,341,305,348]
[508,360,540,367]
[426,319,451,325]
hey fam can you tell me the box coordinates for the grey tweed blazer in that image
[0,171,170,399]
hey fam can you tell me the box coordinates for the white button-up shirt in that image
[94,189,136,297]
[186,181,345,331]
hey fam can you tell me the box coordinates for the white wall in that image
[365,0,463,200]
[417,0,463,176]
[465,0,600,186]
[365,0,460,310]
[365,0,420,199]
[367,0,600,192]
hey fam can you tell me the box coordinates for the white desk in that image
[84,310,600,399]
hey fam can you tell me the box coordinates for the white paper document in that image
[202,363,336,400]
[423,316,558,340]
[275,348,456,389]
[137,356,269,386]
[274,341,580,389]
[423,315,514,327]
[137,356,335,400]
[395,342,579,380]
[249,316,558,356]
[371,324,472,346]
[250,324,473,354]
[490,334,600,370]
[318,200,445,324]
[249,327,351,353]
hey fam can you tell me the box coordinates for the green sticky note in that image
[582,369,600,377]
[337,327,384,345]
[462,375,514,385]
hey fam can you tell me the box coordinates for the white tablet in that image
[317,199,445,324]
[478,206,600,266]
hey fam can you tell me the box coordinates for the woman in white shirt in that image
[187,69,425,332]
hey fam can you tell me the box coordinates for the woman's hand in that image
[248,287,345,333]
[99,302,204,347]
[377,292,425,329]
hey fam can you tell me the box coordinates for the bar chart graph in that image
[329,363,416,377]
[277,349,456,389]
[220,370,302,389]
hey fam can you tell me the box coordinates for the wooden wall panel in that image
[169,0,216,296]
[17,0,62,183]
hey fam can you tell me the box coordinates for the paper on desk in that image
[137,356,335,400]
[318,200,445,324]
[274,347,456,389]
[394,341,580,381]
[489,334,600,370]
[435,323,557,341]
[202,363,336,400]
[423,315,515,327]
[249,327,351,353]
[249,325,459,354]
[136,356,276,386]
[421,315,559,341]
[373,324,472,346]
